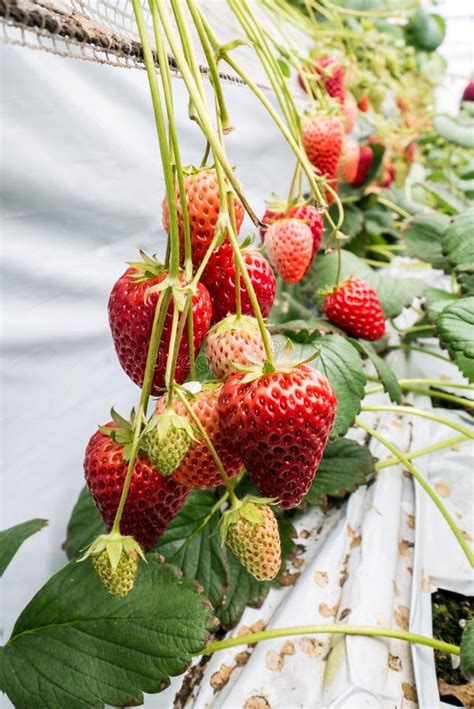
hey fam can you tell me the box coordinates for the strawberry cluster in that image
[83,51,389,593]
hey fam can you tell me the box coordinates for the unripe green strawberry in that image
[92,548,139,598]
[222,498,281,581]
[81,532,145,598]
[143,410,194,475]
[206,315,269,380]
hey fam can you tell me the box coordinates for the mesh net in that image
[0,0,312,90]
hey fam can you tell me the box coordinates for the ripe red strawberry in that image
[202,242,276,324]
[316,56,345,103]
[218,364,337,508]
[343,92,358,133]
[302,115,344,181]
[261,202,323,257]
[338,139,360,183]
[351,145,374,187]
[206,314,269,379]
[265,218,313,284]
[108,255,212,394]
[162,167,245,268]
[381,163,396,188]
[323,277,386,340]
[84,422,188,551]
[357,92,369,112]
[298,56,345,104]
[155,384,243,488]
[223,499,281,581]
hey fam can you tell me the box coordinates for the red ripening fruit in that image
[218,365,337,508]
[323,277,386,341]
[351,145,374,187]
[155,385,243,488]
[260,203,323,257]
[302,115,344,181]
[202,242,276,324]
[338,139,360,183]
[298,56,345,104]
[462,82,474,102]
[84,424,188,551]
[265,218,313,284]
[162,167,245,268]
[358,92,369,112]
[381,163,396,188]
[108,266,212,394]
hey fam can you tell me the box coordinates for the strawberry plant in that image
[1,0,473,706]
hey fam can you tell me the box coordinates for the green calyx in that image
[128,250,166,283]
[100,408,145,462]
[208,313,260,338]
[79,532,146,598]
[145,278,192,312]
[219,495,275,546]
[235,339,320,383]
[79,531,146,568]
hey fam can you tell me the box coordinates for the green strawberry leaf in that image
[305,438,376,507]
[350,339,401,403]
[63,486,105,559]
[458,272,474,297]
[436,297,474,383]
[0,559,215,709]
[424,287,458,321]
[418,181,469,216]
[152,489,228,610]
[314,334,366,437]
[442,209,474,270]
[461,619,474,680]
[433,113,474,149]
[403,213,452,270]
[311,249,425,319]
[0,519,48,577]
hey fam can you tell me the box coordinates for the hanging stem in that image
[198,11,330,213]
[385,344,452,364]
[365,383,474,409]
[175,387,239,505]
[111,288,171,534]
[360,405,473,439]
[156,0,260,227]
[201,623,459,657]
[376,434,468,471]
[356,418,474,567]
[132,0,180,280]
[149,0,193,279]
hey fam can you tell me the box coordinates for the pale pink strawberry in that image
[206,315,269,379]
[338,139,360,183]
[264,219,313,284]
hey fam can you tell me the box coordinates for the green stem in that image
[360,405,473,439]
[356,418,474,567]
[386,344,452,364]
[157,0,260,227]
[111,288,171,534]
[185,0,232,133]
[199,13,330,214]
[376,434,468,471]
[164,302,181,407]
[132,0,180,280]
[149,0,192,279]
[365,383,474,409]
[201,624,459,658]
[400,324,435,336]
[175,387,239,505]
[377,198,413,221]
[287,162,302,209]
